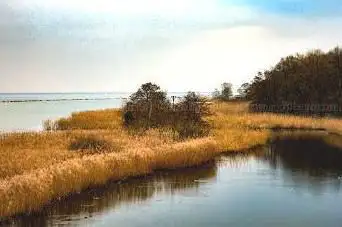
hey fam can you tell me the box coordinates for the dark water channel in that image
[5,132,342,227]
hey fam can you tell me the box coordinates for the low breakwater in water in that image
[0,98,119,103]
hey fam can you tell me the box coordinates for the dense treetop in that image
[240,47,342,105]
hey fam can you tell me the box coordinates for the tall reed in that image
[1,101,342,218]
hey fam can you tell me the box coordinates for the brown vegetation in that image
[1,101,342,218]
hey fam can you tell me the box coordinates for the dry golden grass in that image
[50,109,123,130]
[0,128,176,180]
[0,137,219,217]
[210,101,342,134]
[1,101,342,218]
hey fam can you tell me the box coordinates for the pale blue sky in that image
[232,0,342,16]
[1,0,342,92]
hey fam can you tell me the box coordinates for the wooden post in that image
[171,95,176,139]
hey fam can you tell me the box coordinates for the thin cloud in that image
[1,0,342,92]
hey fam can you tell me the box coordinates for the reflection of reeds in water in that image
[218,154,254,169]
[217,145,268,168]
[268,131,342,173]
[263,132,342,194]
[3,102,342,219]
[10,163,217,227]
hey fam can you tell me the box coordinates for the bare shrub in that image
[68,135,113,153]
[123,83,212,139]
[43,120,57,131]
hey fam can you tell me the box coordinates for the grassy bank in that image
[1,102,342,218]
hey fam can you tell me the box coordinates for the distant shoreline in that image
[0,97,125,103]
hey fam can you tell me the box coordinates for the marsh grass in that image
[68,135,116,154]
[49,109,123,130]
[1,101,342,218]
[210,101,342,134]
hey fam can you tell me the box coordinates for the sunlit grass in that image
[1,101,342,218]
[210,101,342,134]
[49,109,123,130]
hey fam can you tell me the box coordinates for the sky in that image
[1,0,342,93]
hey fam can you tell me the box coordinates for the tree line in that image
[124,46,342,129]
[238,46,342,106]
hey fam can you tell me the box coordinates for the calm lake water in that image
[0,92,209,132]
[0,93,129,132]
[5,134,342,227]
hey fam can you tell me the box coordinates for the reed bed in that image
[48,109,123,130]
[0,138,218,217]
[210,101,342,134]
[1,101,342,218]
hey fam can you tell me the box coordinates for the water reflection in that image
[264,132,342,195]
[7,163,217,227]
[4,132,342,227]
